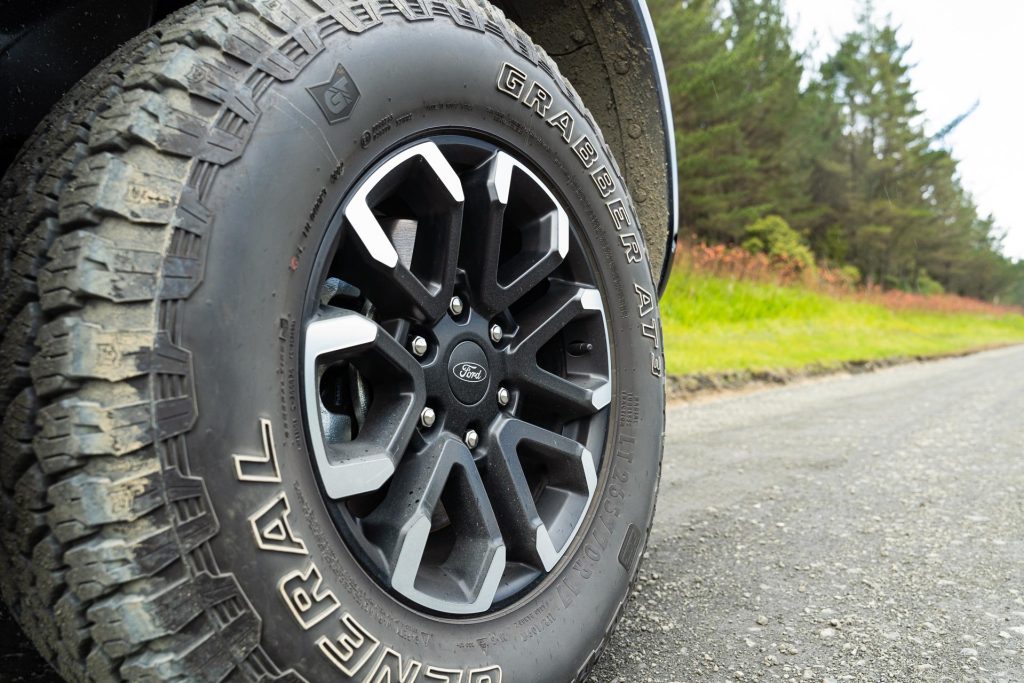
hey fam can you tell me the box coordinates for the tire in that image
[0,2,665,682]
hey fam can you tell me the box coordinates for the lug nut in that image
[489,324,504,343]
[497,386,510,406]
[449,296,464,316]
[464,429,479,449]
[420,407,436,428]
[410,336,428,357]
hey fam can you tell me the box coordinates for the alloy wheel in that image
[303,135,611,615]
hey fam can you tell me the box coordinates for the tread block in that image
[89,577,203,658]
[230,0,325,62]
[48,459,164,542]
[170,186,213,238]
[0,306,40,405]
[53,592,92,664]
[174,497,220,552]
[163,7,307,82]
[234,0,315,34]
[125,43,260,124]
[387,0,434,21]
[162,187,212,299]
[435,0,485,31]
[90,571,249,658]
[40,232,163,310]
[0,389,37,491]
[85,645,120,682]
[60,153,184,226]
[155,394,199,442]
[13,463,49,514]
[306,0,383,33]
[160,255,204,300]
[28,140,92,224]
[123,609,262,683]
[91,90,247,165]
[35,398,153,474]
[32,319,192,397]
[65,523,181,600]
[0,217,62,329]
[29,536,68,606]
[162,465,208,504]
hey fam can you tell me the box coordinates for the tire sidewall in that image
[181,16,663,683]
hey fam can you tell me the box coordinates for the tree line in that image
[651,0,1024,304]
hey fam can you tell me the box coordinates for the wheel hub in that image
[421,311,504,435]
[302,135,611,616]
[447,340,489,405]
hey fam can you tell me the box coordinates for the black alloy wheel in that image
[304,136,611,615]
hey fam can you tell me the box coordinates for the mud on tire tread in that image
[0,1,654,681]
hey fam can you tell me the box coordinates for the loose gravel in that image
[590,346,1024,682]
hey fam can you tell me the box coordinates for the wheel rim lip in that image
[299,132,613,618]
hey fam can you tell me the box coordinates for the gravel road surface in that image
[3,346,1022,682]
[590,345,1024,682]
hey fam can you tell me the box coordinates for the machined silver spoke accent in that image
[483,417,597,571]
[507,281,610,416]
[463,151,570,317]
[341,140,465,322]
[304,308,425,499]
[364,436,506,614]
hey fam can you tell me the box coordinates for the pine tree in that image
[650,0,1024,303]
[651,0,757,242]
[651,0,812,244]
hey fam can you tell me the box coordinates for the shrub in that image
[674,238,1022,317]
[742,215,816,270]
[840,265,862,287]
[916,269,945,295]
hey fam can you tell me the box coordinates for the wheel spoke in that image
[461,155,506,313]
[304,308,425,499]
[341,141,464,323]
[506,281,610,416]
[482,417,596,571]
[509,281,600,357]
[518,366,611,416]
[463,152,568,316]
[364,436,505,614]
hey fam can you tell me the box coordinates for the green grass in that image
[660,269,1024,375]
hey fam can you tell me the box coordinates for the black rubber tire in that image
[0,2,665,681]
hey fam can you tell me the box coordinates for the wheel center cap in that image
[447,340,490,405]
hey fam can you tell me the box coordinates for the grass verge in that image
[660,269,1024,376]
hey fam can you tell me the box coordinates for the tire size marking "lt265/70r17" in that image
[233,418,503,683]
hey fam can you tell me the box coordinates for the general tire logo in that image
[233,418,504,682]
[308,64,360,124]
[453,361,487,383]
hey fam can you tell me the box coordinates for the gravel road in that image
[3,346,1022,682]
[590,345,1024,683]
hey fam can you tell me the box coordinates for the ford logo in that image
[452,361,487,383]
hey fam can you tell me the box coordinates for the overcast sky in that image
[784,0,1024,261]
